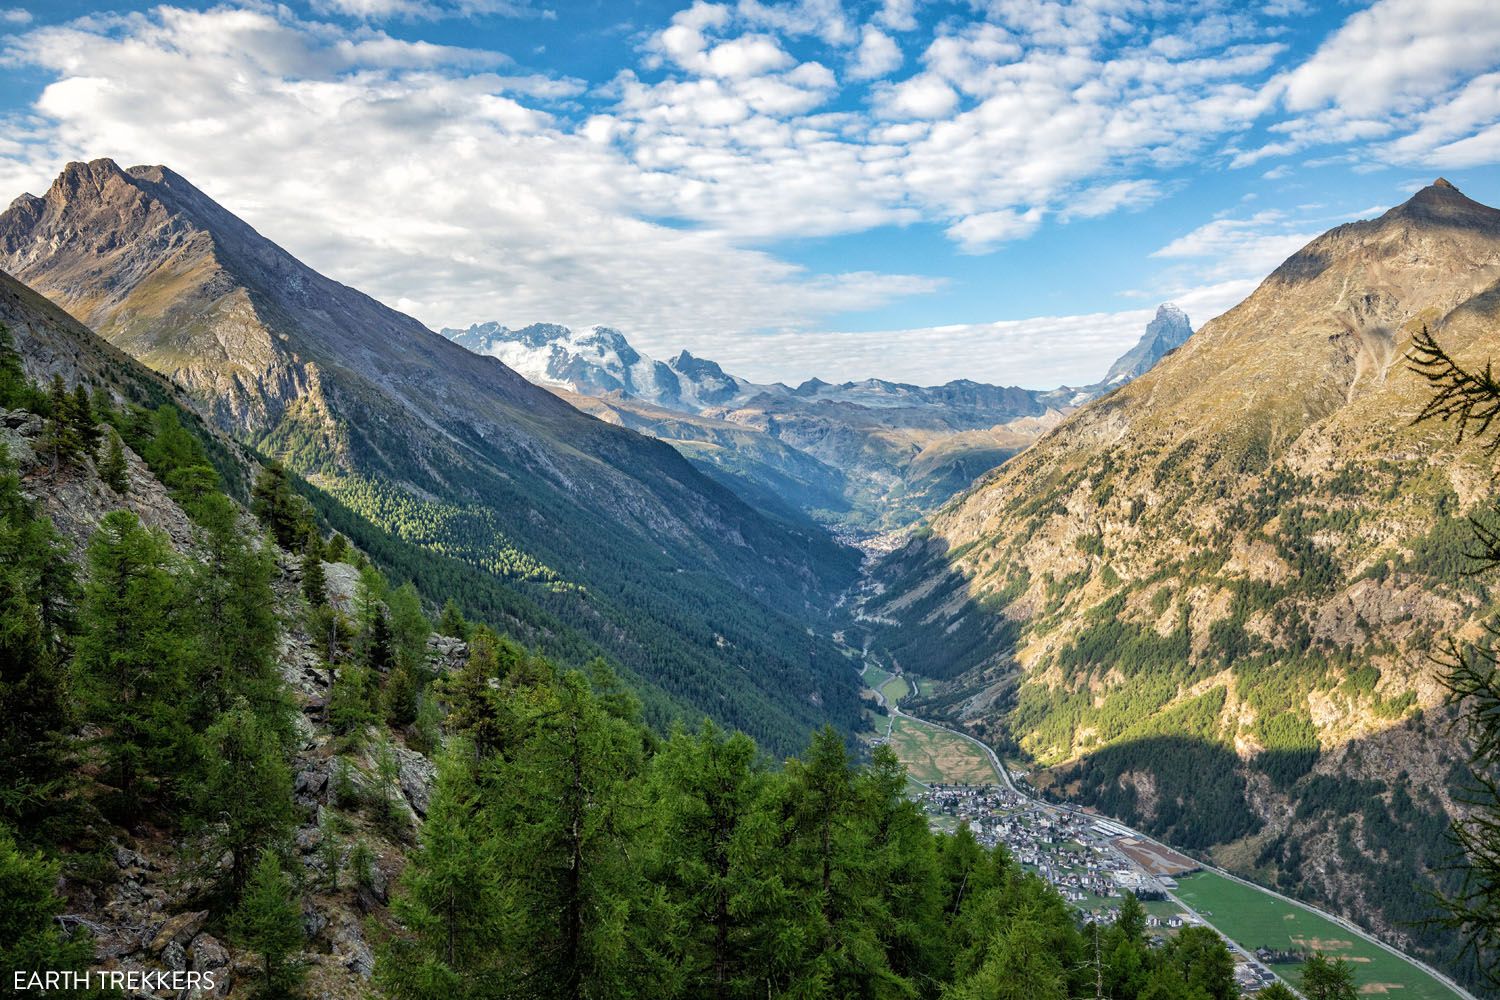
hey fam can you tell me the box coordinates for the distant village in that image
[917,783,1284,996]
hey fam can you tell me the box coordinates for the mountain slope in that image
[0,159,863,754]
[444,310,1192,532]
[867,179,1500,981]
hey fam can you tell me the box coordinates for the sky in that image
[1,1,1500,388]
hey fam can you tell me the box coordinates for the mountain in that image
[1100,303,1192,385]
[442,309,1192,532]
[865,179,1500,976]
[0,159,863,755]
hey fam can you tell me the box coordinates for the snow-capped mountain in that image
[440,309,1193,531]
[440,322,749,412]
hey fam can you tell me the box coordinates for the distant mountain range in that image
[441,304,1193,531]
[0,159,863,755]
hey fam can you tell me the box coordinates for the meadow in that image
[1174,871,1461,1000]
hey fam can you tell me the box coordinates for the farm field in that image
[883,715,998,785]
[1173,871,1461,1000]
[879,673,910,705]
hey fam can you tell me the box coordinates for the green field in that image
[883,715,998,785]
[879,673,910,705]
[863,664,892,693]
[1174,871,1461,1000]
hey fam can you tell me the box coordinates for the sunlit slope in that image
[871,179,1500,978]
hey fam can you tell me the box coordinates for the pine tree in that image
[0,324,28,410]
[947,905,1069,1000]
[324,532,349,564]
[442,628,509,759]
[232,851,305,998]
[197,701,294,903]
[72,511,193,820]
[41,375,82,473]
[99,430,128,494]
[250,460,310,551]
[328,663,378,743]
[141,405,211,481]
[166,463,221,514]
[1258,983,1298,1000]
[384,661,420,730]
[377,747,506,1000]
[647,722,780,1000]
[0,826,97,981]
[490,671,647,999]
[0,453,76,833]
[70,383,100,459]
[436,598,468,640]
[1299,952,1357,1000]
[185,493,286,733]
[387,583,429,665]
[366,606,396,675]
[779,725,904,998]
[302,543,327,608]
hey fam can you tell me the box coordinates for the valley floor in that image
[852,650,1474,1000]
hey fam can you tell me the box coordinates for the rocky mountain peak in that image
[1100,302,1194,386]
[1381,175,1500,231]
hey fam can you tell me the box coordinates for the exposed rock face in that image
[1101,303,1192,385]
[444,309,1191,531]
[870,180,1500,972]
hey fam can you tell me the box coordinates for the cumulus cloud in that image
[0,5,932,358]
[849,26,902,81]
[1,8,32,24]
[1240,0,1500,169]
[7,0,1496,386]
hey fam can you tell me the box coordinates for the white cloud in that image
[1152,211,1318,273]
[1243,0,1500,169]
[945,206,1043,253]
[873,72,957,118]
[1278,0,1500,117]
[0,8,32,25]
[0,5,932,357]
[874,0,918,33]
[849,26,901,81]
[311,0,554,21]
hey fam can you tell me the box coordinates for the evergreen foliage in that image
[232,851,305,998]
[0,450,76,834]
[72,510,193,820]
[99,429,128,493]
[1408,327,1500,986]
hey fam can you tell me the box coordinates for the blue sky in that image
[2,0,1499,387]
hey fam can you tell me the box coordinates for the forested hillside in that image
[0,297,1260,1000]
[0,161,863,757]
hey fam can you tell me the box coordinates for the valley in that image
[1,158,1498,998]
[855,643,1473,1000]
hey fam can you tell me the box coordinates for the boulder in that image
[150,910,208,956]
